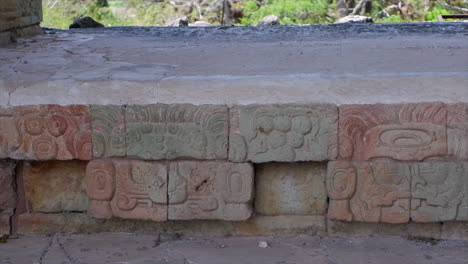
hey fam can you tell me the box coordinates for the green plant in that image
[239,0,333,25]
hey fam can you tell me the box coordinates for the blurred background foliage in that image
[41,0,468,29]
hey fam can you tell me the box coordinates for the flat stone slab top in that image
[327,161,468,223]
[0,105,92,160]
[0,23,466,106]
[229,104,337,162]
[339,103,447,161]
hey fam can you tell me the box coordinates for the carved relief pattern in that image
[339,103,447,161]
[168,161,253,220]
[229,104,338,163]
[126,104,228,160]
[411,162,468,222]
[0,105,92,160]
[327,161,411,223]
[0,160,16,213]
[85,159,167,221]
[448,104,468,160]
[91,105,126,158]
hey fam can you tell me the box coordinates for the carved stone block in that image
[229,104,338,163]
[85,159,167,221]
[327,161,411,223]
[125,104,228,160]
[255,162,327,215]
[0,105,92,160]
[448,104,468,160]
[0,160,16,214]
[22,161,89,212]
[339,103,447,161]
[91,105,126,158]
[411,162,468,222]
[168,161,253,220]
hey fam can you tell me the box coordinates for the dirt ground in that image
[1,233,467,264]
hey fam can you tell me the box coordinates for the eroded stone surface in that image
[22,161,89,212]
[448,104,468,160]
[229,104,337,163]
[411,162,468,222]
[327,161,411,223]
[168,161,253,220]
[339,103,447,161]
[255,162,327,215]
[91,105,126,158]
[85,159,167,221]
[126,104,228,160]
[0,105,92,160]
[0,214,10,234]
[0,160,16,214]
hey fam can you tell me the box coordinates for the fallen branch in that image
[438,2,468,13]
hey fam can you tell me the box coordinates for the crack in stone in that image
[56,235,80,264]
[37,235,54,264]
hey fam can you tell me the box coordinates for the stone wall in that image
[0,0,42,45]
[0,102,467,240]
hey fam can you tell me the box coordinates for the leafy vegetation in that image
[41,0,467,29]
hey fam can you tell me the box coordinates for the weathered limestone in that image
[327,161,468,223]
[235,215,326,236]
[327,220,442,239]
[91,105,126,158]
[441,222,468,240]
[168,161,253,220]
[411,162,468,222]
[327,161,411,223]
[339,103,447,161]
[0,105,92,160]
[85,159,168,221]
[126,104,228,160]
[0,160,15,234]
[22,161,89,212]
[255,163,327,215]
[0,0,42,45]
[0,160,16,214]
[448,103,468,160]
[229,104,338,163]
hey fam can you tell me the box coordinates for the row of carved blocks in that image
[86,159,254,221]
[0,103,466,162]
[2,158,468,224]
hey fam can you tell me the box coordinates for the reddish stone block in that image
[339,103,447,161]
[22,161,89,212]
[85,159,167,221]
[0,105,92,160]
[168,161,253,220]
[0,160,16,213]
[327,161,411,223]
[448,104,468,160]
[411,162,468,222]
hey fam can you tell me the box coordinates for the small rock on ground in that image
[257,15,280,26]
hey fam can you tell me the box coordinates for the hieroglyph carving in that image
[91,105,126,158]
[126,104,228,160]
[85,159,167,221]
[0,105,92,160]
[411,162,468,222]
[448,104,468,160]
[327,161,411,223]
[339,103,447,161]
[168,161,253,220]
[229,104,338,163]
